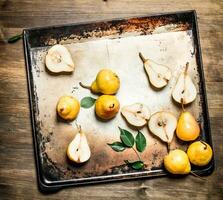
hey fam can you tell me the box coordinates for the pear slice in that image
[121,103,150,127]
[172,62,197,104]
[139,52,172,88]
[45,44,74,73]
[148,111,177,143]
[67,127,91,163]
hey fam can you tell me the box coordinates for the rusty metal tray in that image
[23,10,214,192]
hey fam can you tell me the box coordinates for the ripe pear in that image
[164,149,191,174]
[80,69,120,95]
[176,111,200,141]
[139,52,172,88]
[121,103,150,127]
[172,62,197,104]
[95,95,120,120]
[45,44,75,73]
[148,111,177,143]
[67,127,91,163]
[57,96,80,121]
[187,141,213,166]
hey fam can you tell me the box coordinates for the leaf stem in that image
[132,147,141,161]
[8,33,23,43]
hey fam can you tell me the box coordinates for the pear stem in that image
[166,142,170,153]
[139,52,171,70]
[139,52,147,63]
[184,62,189,75]
[74,121,82,133]
[181,98,186,112]
[132,147,141,161]
[190,171,206,180]
[200,141,208,150]
[79,82,91,90]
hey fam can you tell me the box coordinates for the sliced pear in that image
[148,111,177,143]
[45,44,74,73]
[67,127,91,163]
[121,103,150,127]
[139,52,172,88]
[172,62,197,104]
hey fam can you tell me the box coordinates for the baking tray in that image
[23,10,214,192]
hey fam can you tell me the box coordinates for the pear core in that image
[67,128,91,163]
[45,44,75,73]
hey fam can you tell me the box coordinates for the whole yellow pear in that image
[93,69,120,94]
[80,69,119,94]
[176,111,200,141]
[80,69,120,94]
[187,141,213,166]
[95,95,120,120]
[164,149,191,174]
[57,96,80,121]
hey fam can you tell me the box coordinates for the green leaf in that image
[8,34,23,43]
[81,97,96,108]
[125,160,144,170]
[107,142,126,152]
[135,131,146,152]
[119,127,134,148]
[131,161,144,170]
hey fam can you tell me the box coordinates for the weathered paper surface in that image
[31,29,201,180]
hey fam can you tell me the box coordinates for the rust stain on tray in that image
[29,16,202,182]
[42,16,190,46]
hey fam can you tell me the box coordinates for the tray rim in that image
[23,9,215,192]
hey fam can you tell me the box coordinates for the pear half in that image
[148,111,177,143]
[45,44,75,73]
[121,103,151,127]
[172,62,197,104]
[139,52,172,88]
[67,128,91,163]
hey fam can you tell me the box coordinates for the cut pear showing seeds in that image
[148,111,177,143]
[67,126,91,163]
[139,52,172,88]
[121,103,151,127]
[172,62,197,104]
[45,44,75,73]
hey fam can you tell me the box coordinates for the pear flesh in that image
[67,130,91,163]
[172,63,197,104]
[121,103,151,127]
[139,53,172,88]
[148,111,177,143]
[45,44,75,73]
